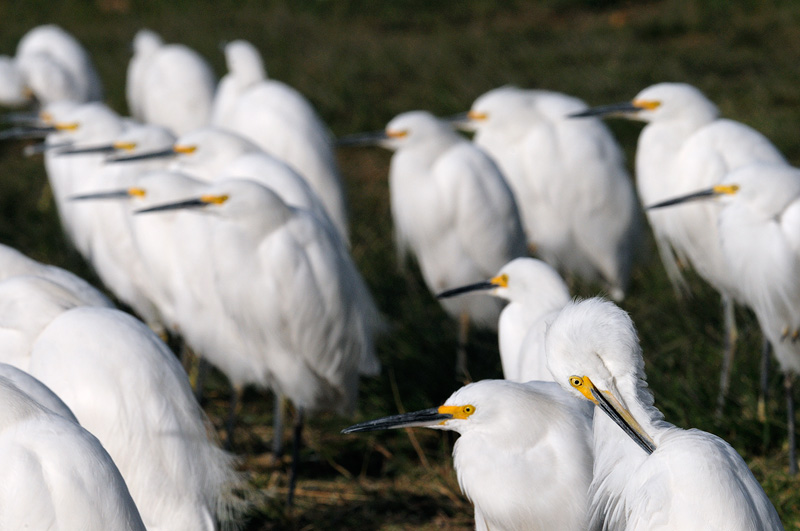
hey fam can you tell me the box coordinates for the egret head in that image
[437,257,568,306]
[545,298,655,454]
[224,39,266,85]
[571,82,719,125]
[343,380,561,438]
[462,86,532,131]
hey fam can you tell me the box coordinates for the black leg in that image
[786,373,797,475]
[272,394,286,458]
[287,408,305,507]
[456,312,471,383]
[715,295,737,419]
[758,338,771,423]
[225,384,243,451]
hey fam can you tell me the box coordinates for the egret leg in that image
[225,384,244,451]
[786,373,797,475]
[758,339,772,423]
[714,294,737,419]
[456,312,471,383]
[272,394,286,458]
[287,407,305,507]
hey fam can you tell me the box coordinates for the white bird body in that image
[139,178,379,410]
[27,307,240,531]
[210,39,265,127]
[126,29,216,135]
[466,87,640,299]
[344,379,594,531]
[611,83,786,295]
[705,164,800,374]
[1,24,103,106]
[0,376,145,530]
[212,41,349,238]
[545,298,783,530]
[385,110,527,328]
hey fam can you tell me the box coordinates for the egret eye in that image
[463,405,473,414]
[569,376,583,388]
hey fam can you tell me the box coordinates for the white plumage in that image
[545,298,783,530]
[464,86,640,300]
[343,379,594,530]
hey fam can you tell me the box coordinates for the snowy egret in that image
[545,298,783,529]
[212,40,349,238]
[136,177,380,504]
[438,257,570,382]
[126,29,216,135]
[0,24,103,107]
[460,86,641,300]
[0,375,146,530]
[648,163,800,473]
[343,379,593,530]
[341,110,526,379]
[574,82,788,415]
[25,306,242,530]
[116,126,351,243]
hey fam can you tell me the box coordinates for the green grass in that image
[3,0,800,528]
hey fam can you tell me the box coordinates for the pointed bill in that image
[135,198,209,214]
[70,189,133,201]
[569,101,644,119]
[646,185,739,210]
[0,125,57,140]
[107,147,176,163]
[57,144,117,156]
[341,407,453,434]
[336,130,389,147]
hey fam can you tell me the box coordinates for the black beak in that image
[341,408,453,434]
[590,387,655,455]
[646,189,716,210]
[57,144,117,156]
[107,148,175,163]
[437,280,495,299]
[336,130,388,147]
[0,111,41,125]
[0,125,57,140]
[569,101,642,118]
[135,198,209,214]
[70,190,132,201]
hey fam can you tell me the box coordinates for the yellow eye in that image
[569,376,583,389]
[463,405,474,415]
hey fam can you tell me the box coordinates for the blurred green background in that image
[2,0,800,528]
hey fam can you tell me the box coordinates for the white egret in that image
[0,375,146,530]
[136,177,380,504]
[545,298,783,529]
[110,126,350,243]
[343,379,594,530]
[438,257,570,382]
[126,29,216,135]
[461,86,641,300]
[573,82,788,415]
[0,24,103,107]
[24,306,242,531]
[212,39,349,238]
[648,163,800,473]
[341,110,527,379]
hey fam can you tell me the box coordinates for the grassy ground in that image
[2,0,800,528]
